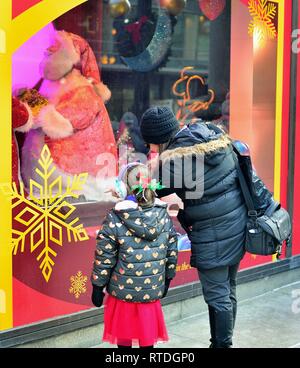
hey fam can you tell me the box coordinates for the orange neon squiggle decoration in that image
[172,66,215,126]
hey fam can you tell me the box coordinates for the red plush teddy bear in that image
[12,96,33,187]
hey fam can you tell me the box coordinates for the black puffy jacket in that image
[157,122,248,270]
[91,199,178,303]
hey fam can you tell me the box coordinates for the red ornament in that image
[198,0,226,21]
[124,16,149,45]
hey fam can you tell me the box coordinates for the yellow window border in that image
[0,0,286,330]
[0,0,87,331]
[274,0,285,202]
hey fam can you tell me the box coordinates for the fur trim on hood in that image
[160,134,231,163]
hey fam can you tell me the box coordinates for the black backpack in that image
[232,141,292,258]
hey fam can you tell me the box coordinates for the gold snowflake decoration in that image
[248,0,277,47]
[0,145,89,282]
[69,271,88,299]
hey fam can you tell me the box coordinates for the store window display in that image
[21,30,117,201]
[3,0,292,332]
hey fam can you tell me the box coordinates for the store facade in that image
[0,0,300,345]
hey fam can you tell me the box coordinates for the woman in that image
[140,106,248,348]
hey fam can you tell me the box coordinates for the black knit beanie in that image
[140,106,180,144]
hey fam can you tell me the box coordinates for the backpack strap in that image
[232,150,257,217]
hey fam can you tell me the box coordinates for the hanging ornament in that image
[160,0,186,16]
[124,16,149,45]
[121,9,173,72]
[115,8,176,72]
[198,0,226,21]
[109,0,131,18]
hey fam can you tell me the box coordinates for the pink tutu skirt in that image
[103,294,169,347]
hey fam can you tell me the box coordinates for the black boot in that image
[232,301,237,330]
[140,346,154,349]
[209,307,234,348]
[208,306,216,348]
[118,345,132,349]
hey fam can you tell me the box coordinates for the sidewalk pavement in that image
[99,280,300,349]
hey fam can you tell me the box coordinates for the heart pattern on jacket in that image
[93,201,178,304]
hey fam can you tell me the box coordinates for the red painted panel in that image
[292,6,300,256]
[13,278,89,327]
[12,0,43,19]
[280,0,292,209]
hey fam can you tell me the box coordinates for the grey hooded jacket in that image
[91,199,178,303]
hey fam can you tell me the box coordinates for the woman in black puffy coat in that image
[140,106,249,348]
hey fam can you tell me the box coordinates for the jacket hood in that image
[160,121,231,166]
[113,198,168,241]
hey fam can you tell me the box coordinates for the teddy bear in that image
[22,31,117,201]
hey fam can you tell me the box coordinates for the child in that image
[91,162,178,348]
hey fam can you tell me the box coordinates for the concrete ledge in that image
[1,255,300,348]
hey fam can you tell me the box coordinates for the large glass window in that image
[10,0,284,328]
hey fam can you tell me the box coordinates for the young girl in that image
[91,163,178,348]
